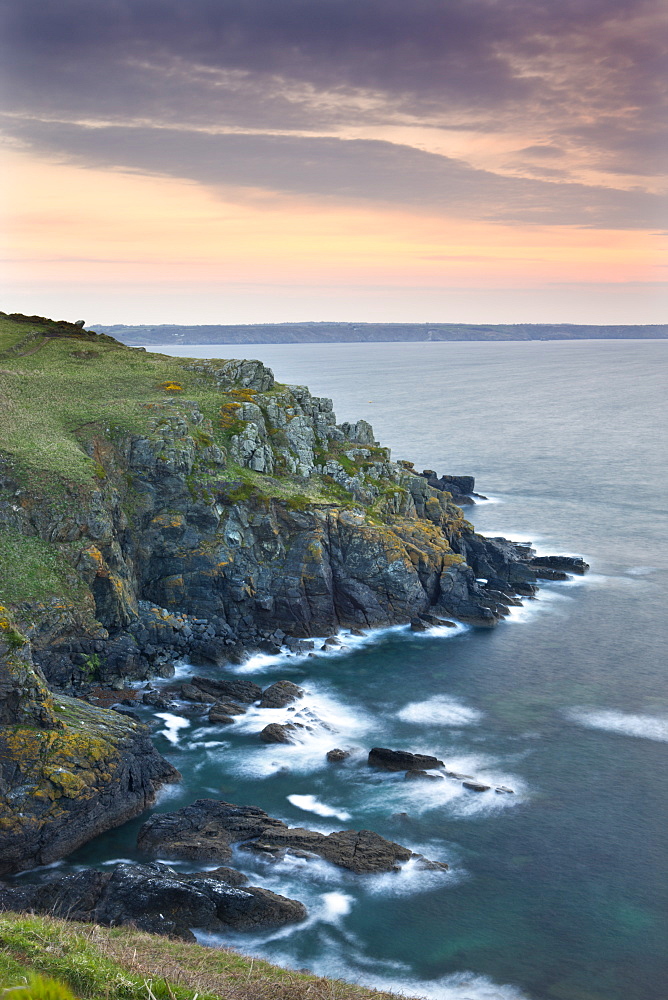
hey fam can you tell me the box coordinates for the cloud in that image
[4,117,665,228]
[0,0,664,221]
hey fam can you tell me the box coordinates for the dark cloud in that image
[0,0,664,223]
[5,117,665,229]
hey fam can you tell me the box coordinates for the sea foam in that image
[287,793,351,822]
[397,694,482,726]
[566,708,668,743]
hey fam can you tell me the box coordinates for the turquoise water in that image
[40,342,668,999]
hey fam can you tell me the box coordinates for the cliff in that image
[0,310,586,871]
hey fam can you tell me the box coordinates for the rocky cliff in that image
[0,311,586,871]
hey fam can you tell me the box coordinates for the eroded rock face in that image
[0,861,306,940]
[0,633,180,876]
[137,799,447,874]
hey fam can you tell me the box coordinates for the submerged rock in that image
[259,722,301,743]
[405,769,444,781]
[137,799,446,874]
[0,861,305,940]
[462,781,491,792]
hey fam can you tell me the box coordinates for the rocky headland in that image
[0,310,588,934]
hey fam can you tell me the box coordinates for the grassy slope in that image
[0,311,358,610]
[0,913,410,1000]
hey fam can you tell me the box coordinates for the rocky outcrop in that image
[1,343,589,693]
[137,799,448,874]
[368,747,445,772]
[0,624,179,876]
[0,861,306,941]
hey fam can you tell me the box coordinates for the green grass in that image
[0,913,412,1000]
[0,529,88,606]
[0,314,236,488]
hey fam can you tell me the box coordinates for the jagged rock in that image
[368,747,444,772]
[0,861,305,940]
[189,675,262,704]
[327,748,351,762]
[259,680,304,708]
[260,722,300,743]
[410,619,429,632]
[137,799,441,874]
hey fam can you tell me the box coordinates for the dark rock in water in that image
[180,683,216,703]
[462,781,491,792]
[208,700,246,724]
[137,798,444,874]
[445,771,473,779]
[323,636,340,646]
[368,747,444,772]
[495,785,515,794]
[0,862,305,940]
[349,628,366,637]
[529,555,589,575]
[405,769,444,782]
[528,567,569,581]
[410,619,429,632]
[260,722,300,743]
[327,748,351,763]
[189,675,262,704]
[413,854,449,871]
[208,707,235,725]
[259,680,304,708]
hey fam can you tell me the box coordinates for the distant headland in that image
[90,321,668,346]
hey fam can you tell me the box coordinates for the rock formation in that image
[0,861,305,941]
[137,799,448,874]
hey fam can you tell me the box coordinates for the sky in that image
[1,0,666,325]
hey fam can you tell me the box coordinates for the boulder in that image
[259,680,304,708]
[326,748,351,763]
[368,747,444,772]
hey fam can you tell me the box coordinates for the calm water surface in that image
[47,343,668,999]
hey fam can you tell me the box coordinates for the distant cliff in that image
[90,321,668,346]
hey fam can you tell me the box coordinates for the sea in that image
[26,341,668,1000]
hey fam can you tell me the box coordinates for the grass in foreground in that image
[0,913,416,1000]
